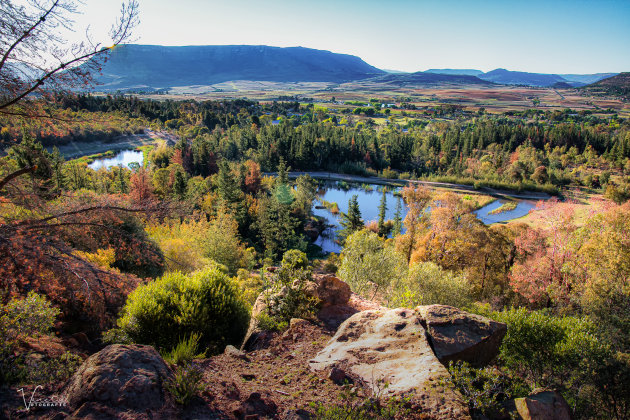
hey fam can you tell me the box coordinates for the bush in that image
[0,293,82,386]
[26,351,84,384]
[260,250,319,327]
[163,333,206,366]
[389,262,474,309]
[165,364,204,406]
[443,361,522,418]
[471,304,625,416]
[117,266,250,354]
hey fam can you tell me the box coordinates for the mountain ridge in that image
[92,44,385,90]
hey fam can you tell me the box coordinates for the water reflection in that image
[88,150,144,170]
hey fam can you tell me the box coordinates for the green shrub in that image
[163,333,206,365]
[101,327,133,345]
[26,351,84,384]
[165,364,204,406]
[443,361,523,418]
[117,266,250,354]
[258,250,318,331]
[389,262,474,309]
[470,304,624,416]
[0,292,60,385]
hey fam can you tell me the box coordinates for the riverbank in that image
[276,171,552,201]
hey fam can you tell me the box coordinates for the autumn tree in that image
[396,185,431,262]
[509,199,578,308]
[0,0,139,120]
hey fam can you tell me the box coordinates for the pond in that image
[88,149,144,170]
[312,181,537,253]
[313,182,406,253]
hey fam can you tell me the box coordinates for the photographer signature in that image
[17,386,68,411]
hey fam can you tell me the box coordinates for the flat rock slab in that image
[309,308,469,418]
[418,305,507,367]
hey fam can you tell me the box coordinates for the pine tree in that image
[392,196,403,237]
[338,195,364,243]
[377,190,388,236]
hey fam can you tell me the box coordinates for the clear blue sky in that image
[77,0,630,74]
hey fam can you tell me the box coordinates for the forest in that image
[1,94,629,418]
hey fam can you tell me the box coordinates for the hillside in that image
[478,68,567,87]
[361,71,494,87]
[424,69,484,76]
[92,44,385,91]
[581,72,630,99]
[560,73,617,85]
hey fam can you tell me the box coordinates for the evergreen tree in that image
[377,189,388,236]
[392,196,403,237]
[338,195,364,243]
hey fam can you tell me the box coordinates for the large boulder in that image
[64,344,174,419]
[514,390,573,420]
[418,305,507,366]
[309,308,469,419]
[315,275,351,307]
[241,276,353,350]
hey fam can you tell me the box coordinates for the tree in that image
[129,167,154,204]
[0,0,139,119]
[396,185,431,262]
[338,195,364,243]
[377,189,387,236]
[392,196,403,237]
[338,230,406,301]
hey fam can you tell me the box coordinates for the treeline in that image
[56,95,630,190]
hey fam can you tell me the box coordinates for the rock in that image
[289,318,311,329]
[241,293,275,351]
[514,390,573,420]
[310,308,469,418]
[284,408,312,419]
[225,345,249,361]
[233,392,278,419]
[301,280,320,300]
[418,305,507,367]
[328,367,352,385]
[315,275,351,307]
[64,344,173,419]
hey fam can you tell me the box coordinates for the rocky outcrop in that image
[309,308,470,418]
[514,390,573,420]
[418,305,507,366]
[241,275,353,350]
[64,344,173,419]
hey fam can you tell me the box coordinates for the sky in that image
[69,0,630,74]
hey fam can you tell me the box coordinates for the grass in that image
[489,200,518,215]
[67,150,116,165]
[317,199,340,214]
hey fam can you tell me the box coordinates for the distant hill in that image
[560,73,618,85]
[91,44,385,91]
[424,69,484,76]
[581,73,630,99]
[362,72,494,87]
[551,81,574,89]
[478,69,567,87]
